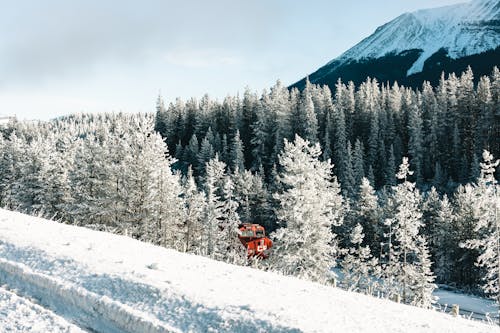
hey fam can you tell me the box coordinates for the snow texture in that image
[330,0,500,75]
[435,288,499,320]
[0,286,85,333]
[0,208,497,333]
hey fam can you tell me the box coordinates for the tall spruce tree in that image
[463,151,500,325]
[269,135,343,284]
[383,157,435,307]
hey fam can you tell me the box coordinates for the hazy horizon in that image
[0,0,467,120]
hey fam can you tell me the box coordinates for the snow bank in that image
[0,258,180,333]
[0,208,497,333]
[0,286,85,333]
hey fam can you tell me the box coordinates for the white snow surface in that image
[0,286,85,333]
[0,208,497,333]
[435,288,499,320]
[330,0,500,75]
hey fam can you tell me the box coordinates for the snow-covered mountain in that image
[293,0,500,89]
[0,208,497,333]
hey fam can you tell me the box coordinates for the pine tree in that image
[352,139,365,188]
[154,94,168,138]
[269,135,343,284]
[342,223,380,295]
[463,150,500,325]
[180,167,206,254]
[355,178,381,254]
[217,176,247,264]
[203,154,226,258]
[434,194,455,283]
[197,135,215,179]
[230,130,245,172]
[232,170,273,231]
[184,134,200,171]
[143,132,184,249]
[383,157,435,307]
[475,76,494,156]
[385,144,397,186]
[343,141,356,199]
[453,184,482,287]
[241,87,258,168]
[407,92,424,185]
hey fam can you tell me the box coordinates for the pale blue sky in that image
[0,0,466,120]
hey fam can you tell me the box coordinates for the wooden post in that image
[451,304,459,317]
[394,294,401,303]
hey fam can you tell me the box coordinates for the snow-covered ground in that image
[0,208,497,333]
[434,288,499,322]
[0,285,85,333]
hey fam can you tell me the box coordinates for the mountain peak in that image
[292,0,499,90]
[336,0,499,76]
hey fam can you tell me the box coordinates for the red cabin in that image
[238,223,273,259]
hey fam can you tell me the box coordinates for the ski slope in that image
[0,208,497,333]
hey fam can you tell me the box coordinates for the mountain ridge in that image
[292,0,500,90]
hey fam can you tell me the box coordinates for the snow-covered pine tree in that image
[433,194,455,283]
[385,144,397,186]
[68,134,107,226]
[269,135,343,284]
[352,139,365,188]
[383,157,435,307]
[250,97,270,172]
[232,169,273,231]
[342,223,380,295]
[197,135,215,179]
[410,237,436,308]
[407,92,424,186]
[292,79,318,143]
[203,154,226,258]
[453,184,481,287]
[241,88,258,168]
[421,187,454,285]
[184,134,200,172]
[355,177,381,254]
[421,188,441,267]
[39,132,75,221]
[216,176,247,265]
[180,166,206,254]
[230,130,245,173]
[141,128,184,249]
[462,150,500,325]
[10,134,45,213]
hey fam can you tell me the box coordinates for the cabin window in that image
[241,230,254,237]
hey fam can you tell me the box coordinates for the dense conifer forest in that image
[0,67,498,311]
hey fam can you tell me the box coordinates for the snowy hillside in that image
[334,0,500,75]
[0,209,497,332]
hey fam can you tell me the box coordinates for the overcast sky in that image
[0,0,467,120]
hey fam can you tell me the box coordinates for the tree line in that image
[156,67,499,196]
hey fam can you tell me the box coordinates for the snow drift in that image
[0,208,497,333]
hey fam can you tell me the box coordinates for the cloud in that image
[0,0,280,86]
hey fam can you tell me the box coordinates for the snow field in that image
[0,208,498,333]
[0,285,85,333]
[0,258,180,333]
